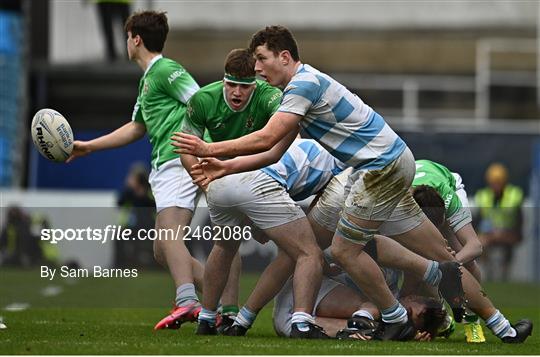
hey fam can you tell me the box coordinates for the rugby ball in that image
[31,108,74,162]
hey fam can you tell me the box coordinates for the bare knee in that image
[306,247,325,267]
[153,241,166,266]
[331,240,357,266]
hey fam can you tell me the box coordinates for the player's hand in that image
[191,172,209,192]
[446,245,457,258]
[171,132,212,157]
[414,331,432,341]
[66,141,92,163]
[190,158,229,187]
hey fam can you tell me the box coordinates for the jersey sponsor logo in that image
[168,69,186,84]
[267,92,281,106]
[444,194,452,208]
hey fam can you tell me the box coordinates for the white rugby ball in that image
[31,108,74,162]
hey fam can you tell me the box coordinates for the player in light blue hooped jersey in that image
[173,26,435,340]
[199,138,343,338]
[260,139,347,201]
[202,139,454,339]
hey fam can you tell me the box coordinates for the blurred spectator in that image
[116,163,156,268]
[93,0,131,61]
[31,213,61,266]
[0,206,42,267]
[475,163,524,281]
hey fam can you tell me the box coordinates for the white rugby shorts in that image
[148,158,200,213]
[206,171,305,230]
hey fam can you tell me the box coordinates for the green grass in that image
[0,268,539,354]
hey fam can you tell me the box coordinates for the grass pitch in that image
[0,268,538,354]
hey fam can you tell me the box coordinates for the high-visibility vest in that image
[475,184,523,230]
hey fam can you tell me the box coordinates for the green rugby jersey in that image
[412,159,461,218]
[181,80,282,142]
[132,55,199,169]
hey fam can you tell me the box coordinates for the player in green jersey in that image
[411,160,485,341]
[179,48,282,185]
[177,48,297,335]
[67,11,234,330]
[177,48,281,332]
[412,160,483,273]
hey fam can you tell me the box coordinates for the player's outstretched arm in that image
[67,121,146,163]
[172,112,301,158]
[453,223,483,264]
[190,129,298,187]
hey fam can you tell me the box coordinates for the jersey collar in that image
[144,54,163,77]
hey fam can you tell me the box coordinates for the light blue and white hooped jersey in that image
[261,139,346,201]
[338,267,403,299]
[278,64,406,170]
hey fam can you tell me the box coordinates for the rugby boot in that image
[196,319,218,335]
[463,314,485,343]
[347,316,379,335]
[290,322,330,339]
[154,301,201,330]
[438,261,466,322]
[217,314,236,334]
[501,319,533,344]
[372,318,416,341]
[336,328,372,340]
[336,317,379,340]
[222,324,248,336]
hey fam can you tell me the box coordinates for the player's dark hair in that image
[412,185,446,228]
[249,25,300,61]
[124,11,169,53]
[405,295,447,338]
[224,48,256,78]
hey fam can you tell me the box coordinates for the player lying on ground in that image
[173,25,465,340]
[307,168,533,343]
[273,240,447,340]
[194,138,462,340]
[66,11,239,330]
[175,25,532,343]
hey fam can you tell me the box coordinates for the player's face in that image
[224,81,256,111]
[254,45,288,88]
[126,32,139,60]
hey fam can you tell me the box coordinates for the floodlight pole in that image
[475,41,490,122]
